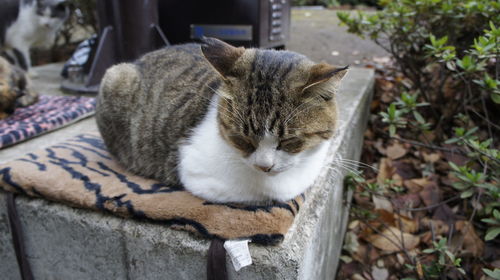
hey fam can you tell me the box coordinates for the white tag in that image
[223,239,252,271]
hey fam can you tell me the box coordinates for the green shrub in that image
[292,0,379,7]
[338,0,499,121]
[338,0,500,276]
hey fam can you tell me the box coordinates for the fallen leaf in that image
[380,90,393,103]
[371,265,389,280]
[442,145,469,166]
[351,242,368,263]
[392,193,421,210]
[373,209,396,226]
[395,213,419,233]
[392,160,419,180]
[420,218,450,236]
[386,142,407,160]
[373,196,393,212]
[343,231,360,255]
[404,177,430,193]
[420,231,433,245]
[419,180,441,207]
[338,262,362,279]
[422,151,441,163]
[432,204,455,223]
[377,158,395,184]
[452,221,484,257]
[416,260,425,279]
[348,220,360,230]
[374,139,387,155]
[365,226,420,252]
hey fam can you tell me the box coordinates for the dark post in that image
[62,0,169,94]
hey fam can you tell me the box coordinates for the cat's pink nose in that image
[254,164,273,172]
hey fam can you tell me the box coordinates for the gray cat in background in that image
[0,0,69,71]
[96,38,348,204]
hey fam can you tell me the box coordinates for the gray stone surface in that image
[0,64,373,279]
[0,196,21,280]
[288,8,387,67]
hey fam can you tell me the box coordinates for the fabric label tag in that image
[223,239,252,271]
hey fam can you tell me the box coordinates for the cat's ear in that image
[200,37,245,78]
[301,63,349,99]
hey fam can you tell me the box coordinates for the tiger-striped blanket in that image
[0,133,302,245]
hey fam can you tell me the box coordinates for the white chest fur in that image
[178,96,331,203]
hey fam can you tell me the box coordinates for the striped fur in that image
[96,38,348,203]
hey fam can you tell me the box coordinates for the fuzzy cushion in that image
[0,95,96,149]
[0,133,302,245]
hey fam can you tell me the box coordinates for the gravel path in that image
[288,8,387,66]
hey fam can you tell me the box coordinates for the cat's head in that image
[201,37,348,174]
[35,0,69,28]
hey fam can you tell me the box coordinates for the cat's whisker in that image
[333,157,378,171]
[336,159,378,171]
[332,163,361,174]
[329,159,363,173]
[327,165,362,177]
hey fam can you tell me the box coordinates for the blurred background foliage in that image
[292,0,380,8]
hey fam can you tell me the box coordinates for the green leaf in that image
[492,92,500,104]
[494,209,500,219]
[483,268,500,279]
[481,218,500,225]
[437,35,448,46]
[413,111,425,123]
[485,227,500,241]
[388,103,396,117]
[389,124,396,137]
[445,137,460,144]
[422,248,435,254]
[448,161,461,172]
[460,189,474,198]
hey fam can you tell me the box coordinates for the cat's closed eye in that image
[278,137,305,153]
[228,135,256,154]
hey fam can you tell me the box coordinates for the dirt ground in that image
[288,8,388,67]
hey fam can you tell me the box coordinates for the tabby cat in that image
[0,56,38,119]
[96,38,348,203]
[1,0,68,71]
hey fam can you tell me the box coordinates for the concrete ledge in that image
[0,67,374,280]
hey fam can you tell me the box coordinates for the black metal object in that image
[158,0,291,49]
[61,0,169,94]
